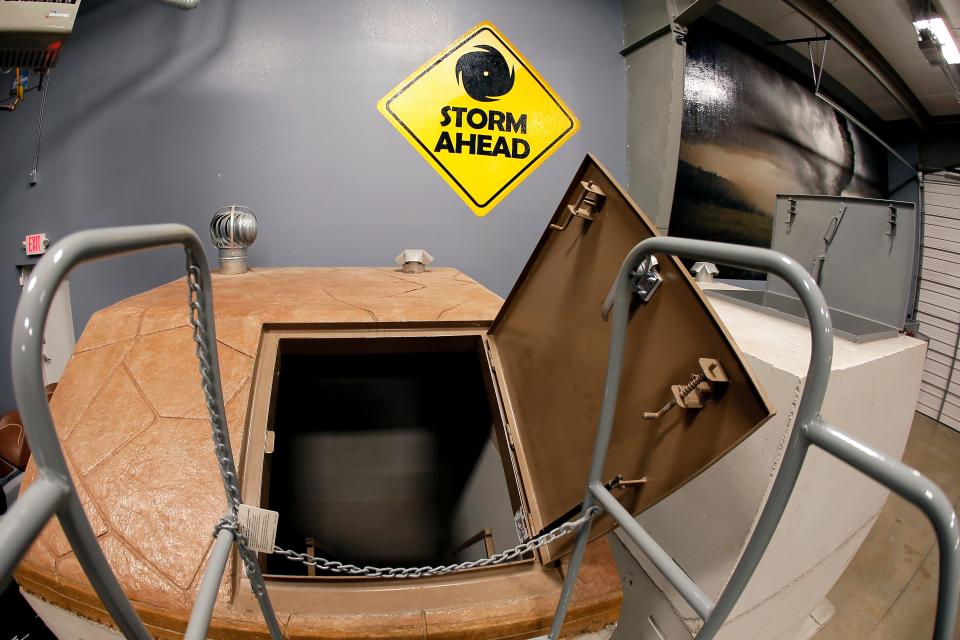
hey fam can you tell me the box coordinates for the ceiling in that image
[721,0,960,121]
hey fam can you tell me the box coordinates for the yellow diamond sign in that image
[377,22,579,217]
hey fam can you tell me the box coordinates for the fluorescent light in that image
[914,17,960,64]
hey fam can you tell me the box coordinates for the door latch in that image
[612,476,648,489]
[823,203,847,245]
[642,358,730,420]
[886,204,897,237]
[550,180,606,231]
[632,256,663,302]
[785,197,798,226]
[811,255,826,286]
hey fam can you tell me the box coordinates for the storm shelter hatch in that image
[240,155,775,583]
[256,333,523,576]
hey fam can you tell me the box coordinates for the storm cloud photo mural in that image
[668,29,888,272]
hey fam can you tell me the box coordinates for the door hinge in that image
[887,204,898,236]
[504,423,516,449]
[672,23,688,44]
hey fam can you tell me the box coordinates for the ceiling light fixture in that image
[914,17,960,64]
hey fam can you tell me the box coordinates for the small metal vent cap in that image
[210,205,257,274]
[395,249,434,274]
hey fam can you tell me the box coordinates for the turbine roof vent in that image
[210,205,258,274]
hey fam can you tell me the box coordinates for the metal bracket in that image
[533,474,625,539]
[612,477,648,488]
[785,197,798,226]
[451,528,496,559]
[811,255,826,286]
[550,181,606,231]
[887,204,898,237]
[631,256,662,303]
[600,256,662,321]
[642,358,729,420]
[672,23,689,44]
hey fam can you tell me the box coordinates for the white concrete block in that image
[617,292,926,639]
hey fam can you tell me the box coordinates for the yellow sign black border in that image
[379,23,579,215]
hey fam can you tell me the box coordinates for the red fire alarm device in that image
[23,233,49,256]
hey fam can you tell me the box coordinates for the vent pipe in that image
[209,205,257,274]
[395,249,434,274]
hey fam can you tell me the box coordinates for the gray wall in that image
[920,124,960,172]
[0,0,626,412]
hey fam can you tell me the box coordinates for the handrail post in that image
[547,244,641,639]
[184,528,235,640]
[0,477,68,586]
[6,225,283,640]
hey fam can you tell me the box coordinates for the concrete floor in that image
[815,412,960,639]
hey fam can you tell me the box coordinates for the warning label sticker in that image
[237,504,279,554]
[377,22,579,217]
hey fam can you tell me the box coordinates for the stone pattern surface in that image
[14,267,619,638]
[18,268,500,598]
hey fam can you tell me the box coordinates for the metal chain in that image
[271,506,600,579]
[186,264,240,512]
[185,258,600,580]
[185,261,265,595]
[806,33,829,94]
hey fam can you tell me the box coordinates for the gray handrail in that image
[805,420,959,639]
[2,224,282,639]
[549,236,959,640]
[2,229,954,640]
[0,477,67,582]
[186,528,235,640]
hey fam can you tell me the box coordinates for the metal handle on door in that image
[550,180,606,231]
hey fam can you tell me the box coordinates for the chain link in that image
[271,506,599,579]
[186,262,266,595]
[186,265,238,512]
[186,259,599,581]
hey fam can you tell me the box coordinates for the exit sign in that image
[23,233,48,256]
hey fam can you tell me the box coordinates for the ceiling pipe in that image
[814,91,915,172]
[783,0,932,133]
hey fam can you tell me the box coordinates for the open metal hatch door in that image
[486,155,775,562]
